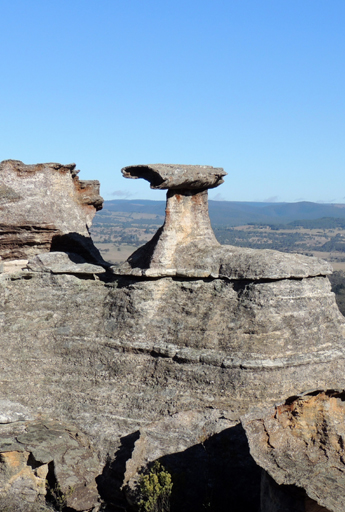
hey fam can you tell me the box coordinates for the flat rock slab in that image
[27,252,106,274]
[121,164,227,189]
[113,243,332,279]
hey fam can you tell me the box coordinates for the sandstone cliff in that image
[0,160,103,262]
[0,162,345,511]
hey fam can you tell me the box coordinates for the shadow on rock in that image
[137,423,261,512]
[97,431,140,510]
[51,232,109,266]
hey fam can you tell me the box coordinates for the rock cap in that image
[121,164,227,190]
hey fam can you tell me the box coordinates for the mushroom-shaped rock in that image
[106,162,345,414]
[112,163,331,279]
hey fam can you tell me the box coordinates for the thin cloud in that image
[263,196,279,203]
[111,190,133,199]
[211,193,226,201]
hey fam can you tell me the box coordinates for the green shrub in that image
[138,461,173,512]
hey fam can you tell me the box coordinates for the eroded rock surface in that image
[1,271,345,454]
[1,161,345,510]
[27,251,106,275]
[0,160,103,262]
[243,391,345,512]
[114,164,331,278]
[0,419,100,511]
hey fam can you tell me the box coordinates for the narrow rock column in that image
[114,164,226,275]
[150,189,219,268]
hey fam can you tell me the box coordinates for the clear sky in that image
[1,0,344,203]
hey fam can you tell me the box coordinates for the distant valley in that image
[91,199,345,262]
[90,199,345,315]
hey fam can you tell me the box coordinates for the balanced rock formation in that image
[0,160,103,262]
[1,162,345,511]
[109,164,344,401]
[115,164,329,279]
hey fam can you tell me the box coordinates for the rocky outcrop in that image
[115,164,331,278]
[242,391,345,512]
[1,161,345,510]
[0,160,103,262]
[0,410,100,511]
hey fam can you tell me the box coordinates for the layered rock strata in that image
[1,162,345,511]
[110,164,343,376]
[0,160,103,262]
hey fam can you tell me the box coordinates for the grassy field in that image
[95,242,138,264]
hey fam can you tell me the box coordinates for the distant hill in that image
[102,199,165,216]
[99,199,345,227]
[288,217,345,229]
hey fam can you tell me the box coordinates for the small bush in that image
[138,461,173,512]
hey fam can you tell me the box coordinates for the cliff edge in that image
[0,161,344,511]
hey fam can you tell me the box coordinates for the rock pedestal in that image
[114,164,331,279]
[117,164,225,276]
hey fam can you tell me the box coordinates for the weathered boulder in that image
[242,391,345,512]
[27,252,106,275]
[0,160,104,262]
[0,418,100,511]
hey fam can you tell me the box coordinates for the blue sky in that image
[1,0,344,203]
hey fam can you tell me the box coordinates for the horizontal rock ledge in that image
[112,244,332,279]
